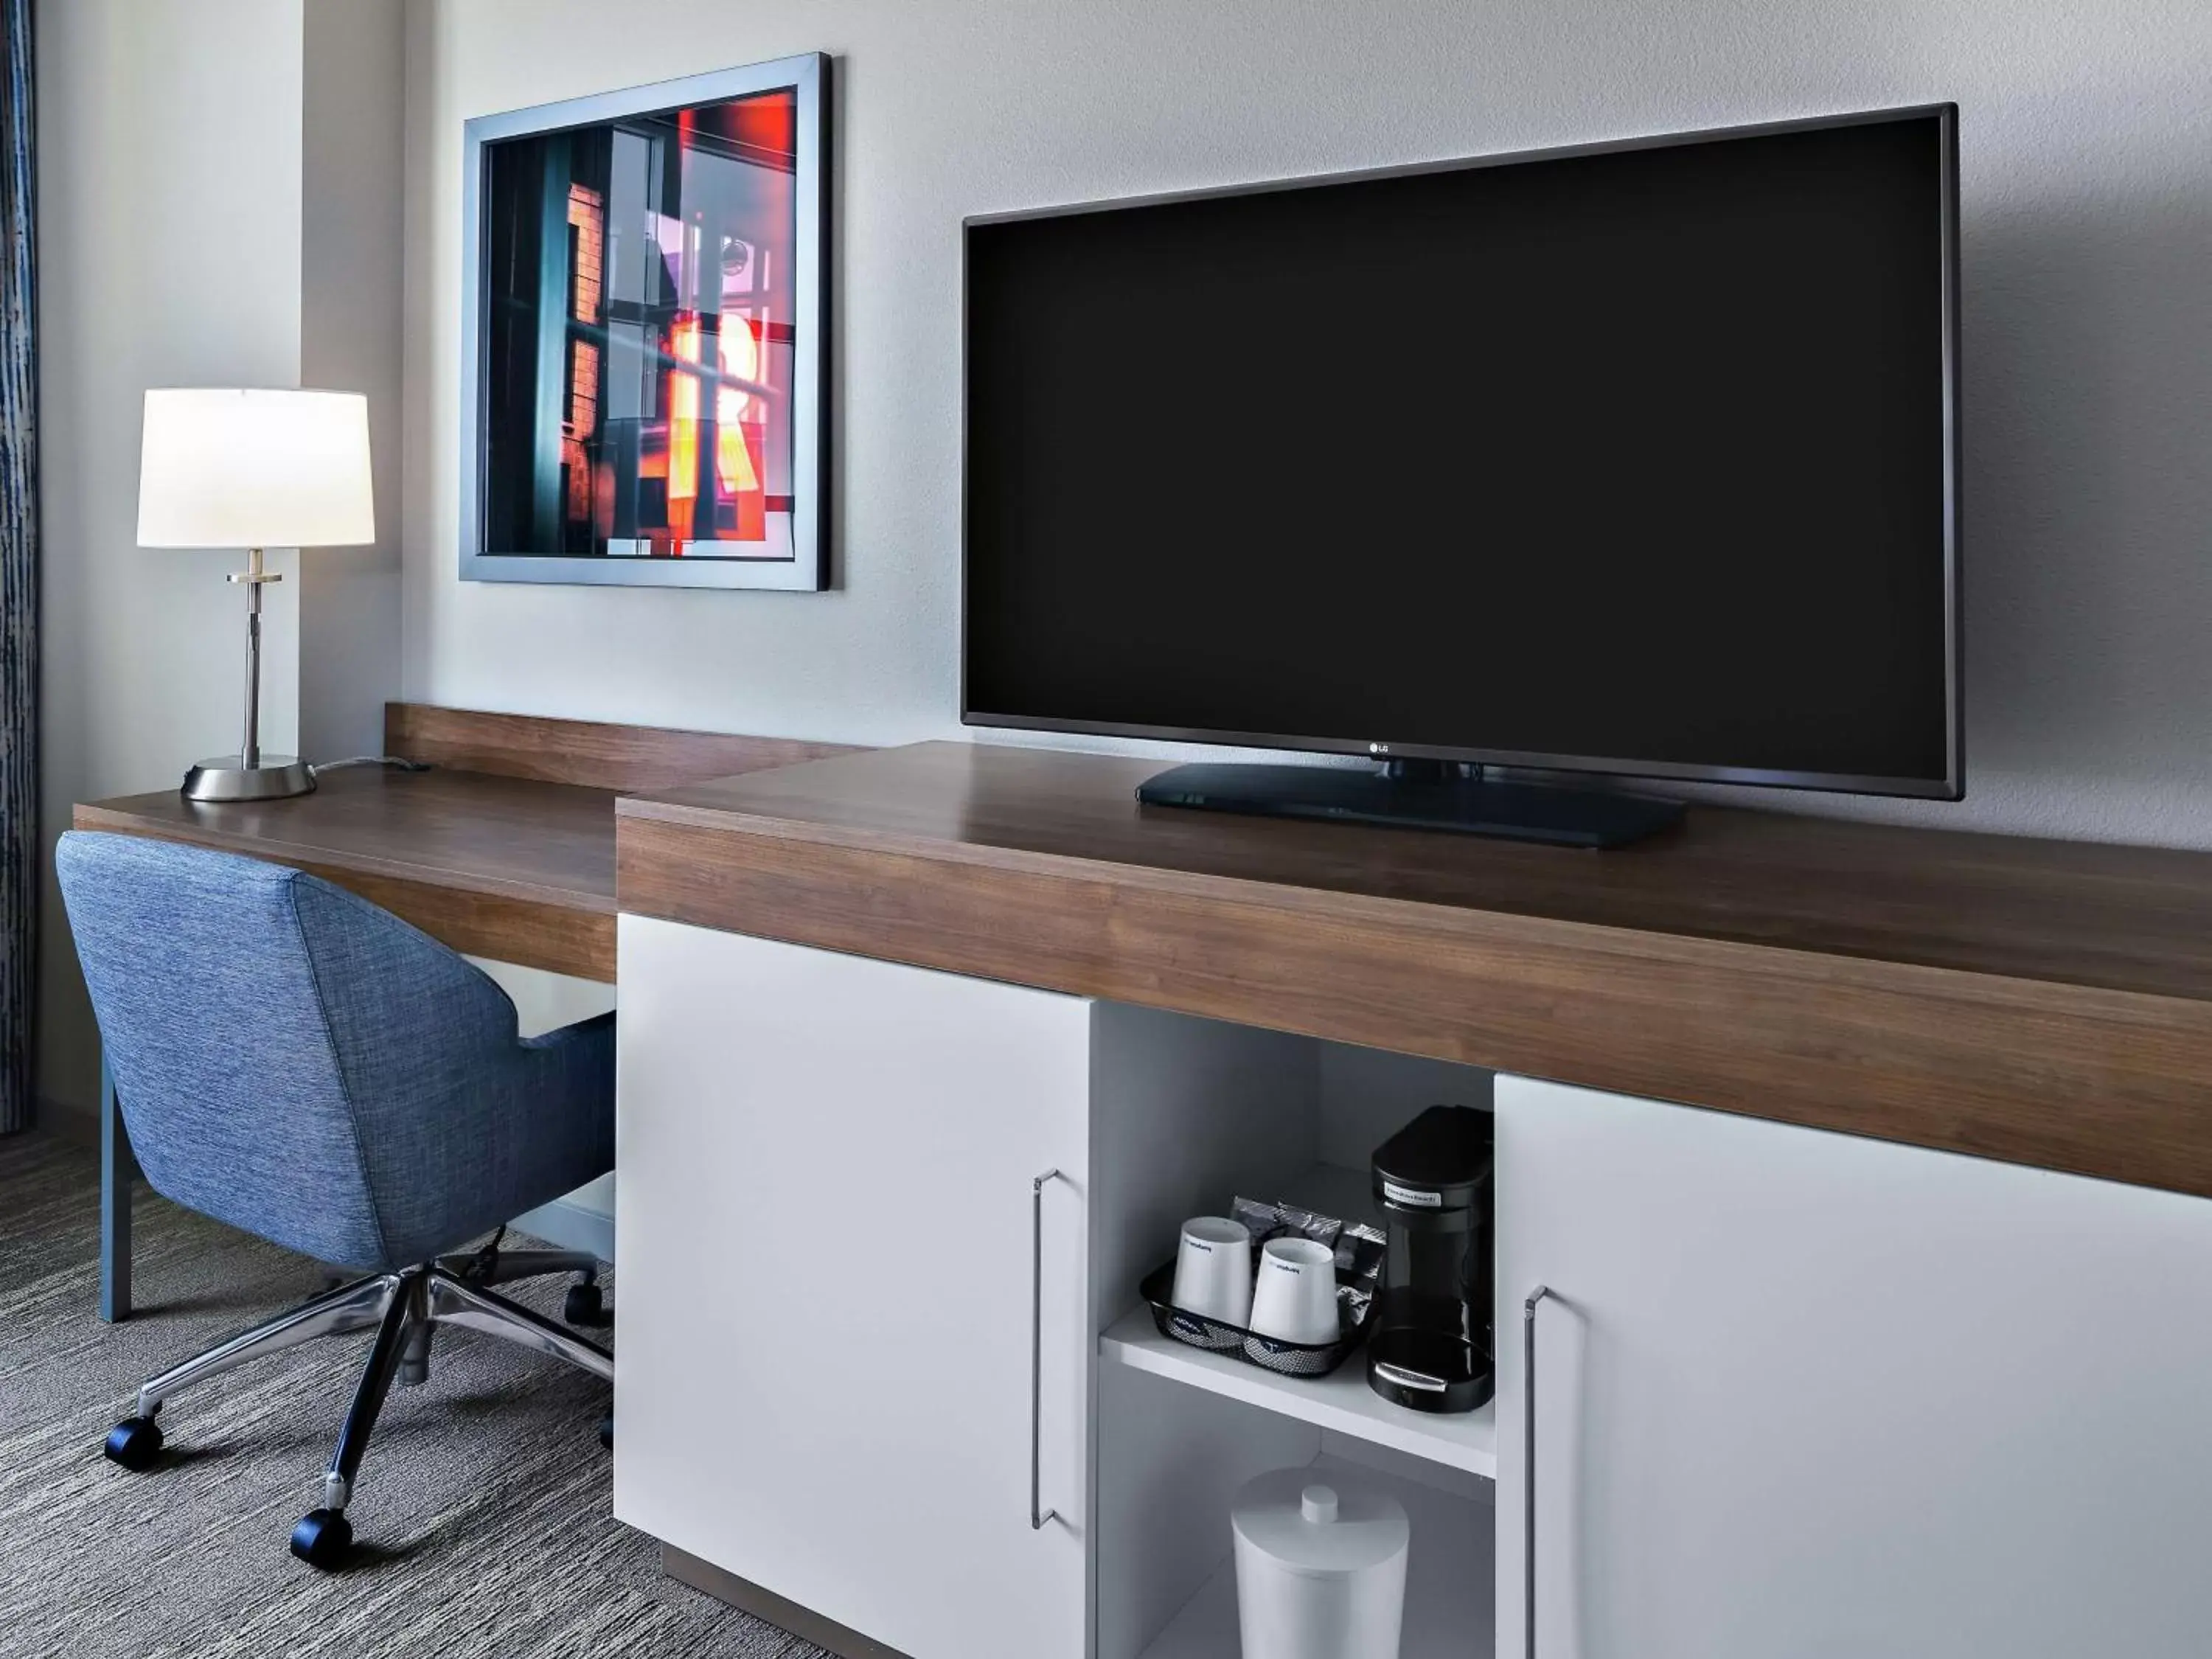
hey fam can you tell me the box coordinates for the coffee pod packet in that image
[1334,1221,1388,1325]
[1334,1220,1386,1283]
[1231,1195,1343,1253]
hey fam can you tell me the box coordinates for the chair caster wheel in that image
[564,1281,610,1326]
[290,1508,354,1570]
[103,1416,164,1471]
[599,1415,613,1452]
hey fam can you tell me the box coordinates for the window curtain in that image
[0,0,33,1136]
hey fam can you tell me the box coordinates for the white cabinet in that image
[614,934,2212,1659]
[615,917,1093,1659]
[1494,1074,2212,1659]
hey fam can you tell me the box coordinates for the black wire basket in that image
[1138,1259,1375,1380]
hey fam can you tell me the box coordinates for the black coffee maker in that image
[1367,1105,1494,1413]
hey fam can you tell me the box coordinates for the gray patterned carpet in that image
[0,1132,826,1658]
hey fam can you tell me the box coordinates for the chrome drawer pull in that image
[1031,1169,1065,1530]
[1524,1285,1557,1659]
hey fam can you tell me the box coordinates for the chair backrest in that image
[55,831,522,1269]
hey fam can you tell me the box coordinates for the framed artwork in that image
[460,54,830,589]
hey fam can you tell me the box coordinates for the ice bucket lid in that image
[1231,1467,1410,1579]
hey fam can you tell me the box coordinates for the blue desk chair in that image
[56,831,617,1569]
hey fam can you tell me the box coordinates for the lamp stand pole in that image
[181,547,318,803]
[241,543,265,768]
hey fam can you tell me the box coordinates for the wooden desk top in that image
[77,767,622,979]
[619,741,2212,1199]
[74,703,863,984]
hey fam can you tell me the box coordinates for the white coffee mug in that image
[1245,1237,1340,1346]
[1172,1217,1255,1326]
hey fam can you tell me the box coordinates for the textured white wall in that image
[404,0,2212,846]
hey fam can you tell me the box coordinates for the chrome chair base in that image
[102,1248,611,1568]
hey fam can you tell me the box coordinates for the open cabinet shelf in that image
[1101,1160,1495,1478]
[1135,1453,1496,1659]
[1091,1021,1500,1659]
[1101,1306,1498,1478]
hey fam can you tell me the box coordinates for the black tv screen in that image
[963,106,1961,798]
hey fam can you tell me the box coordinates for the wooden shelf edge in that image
[387,701,866,793]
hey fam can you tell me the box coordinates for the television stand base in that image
[1135,759,1684,849]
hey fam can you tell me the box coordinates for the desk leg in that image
[100,1054,134,1323]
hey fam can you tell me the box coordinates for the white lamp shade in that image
[137,388,375,549]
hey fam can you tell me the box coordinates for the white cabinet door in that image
[1495,1073,2212,1659]
[616,917,1092,1659]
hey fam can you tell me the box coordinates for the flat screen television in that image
[962,105,1961,846]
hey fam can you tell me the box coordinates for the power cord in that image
[459,1225,508,1284]
[307,757,433,778]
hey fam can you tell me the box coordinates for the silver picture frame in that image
[460,53,830,590]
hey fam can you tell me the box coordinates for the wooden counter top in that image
[618,741,2212,1200]
[73,703,865,984]
[79,768,621,980]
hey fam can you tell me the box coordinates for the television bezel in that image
[959,102,1964,801]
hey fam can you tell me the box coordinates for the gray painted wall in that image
[31,0,2212,1112]
[38,0,307,1117]
[299,0,407,765]
[403,0,2212,846]
[36,0,406,1120]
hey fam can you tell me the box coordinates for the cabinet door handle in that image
[1032,1168,1066,1531]
[1524,1285,1557,1659]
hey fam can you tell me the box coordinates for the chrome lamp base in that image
[181,545,311,804]
[182,755,318,803]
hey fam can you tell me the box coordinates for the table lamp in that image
[137,388,375,802]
